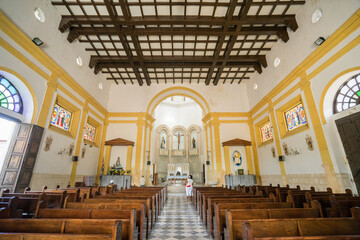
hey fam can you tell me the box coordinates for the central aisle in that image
[150,184,211,240]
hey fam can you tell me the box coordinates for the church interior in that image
[0,0,360,239]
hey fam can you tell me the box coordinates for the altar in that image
[166,175,188,184]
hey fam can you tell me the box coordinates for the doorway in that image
[0,116,17,173]
[335,111,360,192]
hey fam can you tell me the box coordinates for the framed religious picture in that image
[237,169,244,175]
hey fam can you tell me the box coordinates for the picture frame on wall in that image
[237,169,244,175]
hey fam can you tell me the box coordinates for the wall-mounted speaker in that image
[279,155,285,161]
[147,161,151,165]
[206,161,210,165]
[72,156,78,162]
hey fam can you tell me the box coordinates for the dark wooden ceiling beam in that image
[59,15,298,32]
[213,0,254,85]
[94,61,261,70]
[67,26,289,42]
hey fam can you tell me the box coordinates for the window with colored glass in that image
[284,103,307,131]
[0,75,23,114]
[260,121,273,142]
[333,73,360,113]
[50,104,72,131]
[84,122,96,142]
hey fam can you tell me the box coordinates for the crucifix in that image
[175,131,184,149]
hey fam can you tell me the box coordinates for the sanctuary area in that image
[0,0,359,239]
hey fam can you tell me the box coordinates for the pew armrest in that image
[242,222,254,240]
[112,220,122,240]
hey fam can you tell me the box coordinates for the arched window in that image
[0,75,23,114]
[333,73,360,113]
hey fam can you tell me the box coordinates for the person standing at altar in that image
[186,175,193,202]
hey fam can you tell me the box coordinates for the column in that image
[248,119,262,184]
[146,125,153,185]
[212,117,224,185]
[37,76,58,127]
[103,145,112,175]
[268,101,288,186]
[300,72,341,192]
[141,122,149,177]
[224,145,231,174]
[96,116,109,185]
[133,117,145,186]
[70,103,88,186]
[126,145,133,173]
[204,125,210,183]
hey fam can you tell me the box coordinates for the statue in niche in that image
[115,157,121,168]
[160,136,166,149]
[192,137,196,149]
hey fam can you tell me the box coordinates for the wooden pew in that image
[0,196,41,218]
[238,218,360,240]
[64,201,147,240]
[206,197,275,236]
[0,218,123,239]
[34,208,137,240]
[214,202,293,240]
[328,195,360,217]
[3,192,64,209]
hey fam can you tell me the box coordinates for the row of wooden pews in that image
[193,184,360,240]
[0,184,167,240]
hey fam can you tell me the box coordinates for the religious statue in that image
[44,135,53,151]
[177,132,181,149]
[192,137,196,148]
[160,136,166,149]
[115,157,121,168]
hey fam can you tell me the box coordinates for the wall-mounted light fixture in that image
[314,37,325,46]
[32,37,43,46]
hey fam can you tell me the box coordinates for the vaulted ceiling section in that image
[51,0,305,86]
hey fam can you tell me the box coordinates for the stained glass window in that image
[0,75,23,114]
[333,73,360,113]
[84,122,96,142]
[260,122,273,142]
[50,104,72,131]
[284,103,307,131]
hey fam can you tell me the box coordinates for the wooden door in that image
[335,111,360,192]
[0,124,43,192]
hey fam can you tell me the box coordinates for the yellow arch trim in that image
[0,66,38,124]
[147,86,210,116]
[150,93,207,116]
[319,66,360,124]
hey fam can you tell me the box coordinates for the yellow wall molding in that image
[70,103,88,186]
[212,117,224,185]
[249,9,360,117]
[248,119,262,185]
[57,84,84,107]
[88,108,105,123]
[37,75,58,127]
[146,125,153,185]
[204,124,210,183]
[219,120,249,124]
[299,72,341,192]
[141,125,149,176]
[0,66,38,124]
[211,112,249,118]
[209,124,215,181]
[0,11,108,117]
[319,66,360,124]
[108,120,138,124]
[146,86,210,115]
[308,35,360,81]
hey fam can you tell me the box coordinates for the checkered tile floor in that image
[149,185,211,240]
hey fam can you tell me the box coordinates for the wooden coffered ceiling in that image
[51,0,305,86]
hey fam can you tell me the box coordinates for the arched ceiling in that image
[51,0,305,86]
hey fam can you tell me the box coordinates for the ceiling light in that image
[76,57,83,66]
[34,8,45,23]
[98,82,103,90]
[32,37,43,46]
[314,37,325,46]
[311,9,322,24]
[273,57,280,67]
[253,84,258,90]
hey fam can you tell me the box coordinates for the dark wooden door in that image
[336,111,360,192]
[0,124,43,192]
